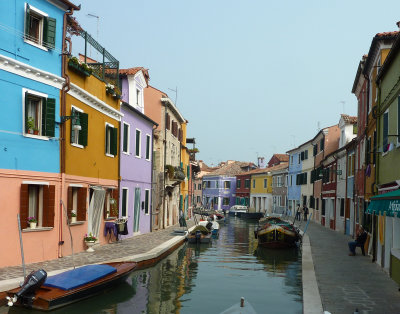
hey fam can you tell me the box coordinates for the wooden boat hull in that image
[241,212,263,219]
[256,224,300,249]
[5,262,137,311]
[187,234,211,244]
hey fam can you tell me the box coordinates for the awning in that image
[366,189,400,217]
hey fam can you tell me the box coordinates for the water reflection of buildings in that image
[121,243,208,313]
[254,247,302,298]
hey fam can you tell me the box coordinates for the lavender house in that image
[119,68,157,236]
[202,161,255,211]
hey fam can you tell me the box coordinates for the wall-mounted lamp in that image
[60,111,81,131]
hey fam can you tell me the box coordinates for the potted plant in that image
[26,117,35,134]
[71,211,77,223]
[165,165,175,179]
[105,83,121,99]
[68,56,92,77]
[84,232,97,252]
[27,216,37,229]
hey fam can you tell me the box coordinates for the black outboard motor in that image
[7,269,47,307]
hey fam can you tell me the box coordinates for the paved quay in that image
[298,220,400,314]
[0,220,195,291]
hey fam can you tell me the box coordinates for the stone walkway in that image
[297,220,400,314]
[0,221,194,282]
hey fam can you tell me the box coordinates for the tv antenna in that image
[168,87,178,106]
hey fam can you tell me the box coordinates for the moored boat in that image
[228,205,248,217]
[254,216,301,248]
[187,225,212,244]
[5,262,137,311]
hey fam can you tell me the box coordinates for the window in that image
[383,110,389,152]
[237,179,241,188]
[24,89,55,137]
[290,156,293,164]
[144,189,150,214]
[304,149,308,160]
[197,196,201,203]
[20,183,55,229]
[67,186,87,222]
[224,181,231,189]
[122,122,130,154]
[340,198,345,217]
[223,198,229,206]
[213,197,218,204]
[145,134,151,160]
[216,181,219,189]
[136,89,141,106]
[298,154,301,164]
[135,129,141,157]
[320,138,324,151]
[245,179,250,188]
[105,123,118,157]
[166,113,170,130]
[252,180,255,188]
[264,178,267,188]
[70,107,88,147]
[24,4,56,50]
[322,199,326,216]
[313,144,318,156]
[198,184,202,190]
[121,188,128,217]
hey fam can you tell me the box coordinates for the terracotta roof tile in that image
[273,154,289,162]
[120,67,150,83]
[376,31,399,38]
[205,161,255,176]
[341,114,357,124]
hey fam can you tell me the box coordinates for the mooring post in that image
[240,297,244,307]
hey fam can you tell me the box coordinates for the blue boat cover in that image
[43,264,117,290]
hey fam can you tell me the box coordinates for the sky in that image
[72,0,400,167]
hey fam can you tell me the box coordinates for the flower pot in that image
[68,60,91,77]
[85,241,95,252]
[71,216,77,223]
[33,130,39,135]
[30,222,37,229]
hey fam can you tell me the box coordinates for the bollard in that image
[240,297,244,307]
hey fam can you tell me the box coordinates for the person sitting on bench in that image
[348,226,367,256]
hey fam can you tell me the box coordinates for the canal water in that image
[4,217,302,314]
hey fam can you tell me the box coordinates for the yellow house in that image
[180,122,190,217]
[60,52,123,256]
[249,169,272,213]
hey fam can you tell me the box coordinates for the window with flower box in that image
[67,186,87,222]
[24,89,55,138]
[20,183,55,229]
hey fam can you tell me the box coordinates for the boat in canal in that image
[228,205,248,217]
[5,262,137,311]
[187,225,212,244]
[220,297,257,314]
[254,216,301,248]
[199,216,220,236]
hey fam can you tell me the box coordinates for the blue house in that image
[286,148,302,215]
[0,0,80,268]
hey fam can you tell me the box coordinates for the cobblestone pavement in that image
[297,220,400,314]
[0,220,194,282]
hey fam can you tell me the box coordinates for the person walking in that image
[303,205,309,221]
[295,205,301,221]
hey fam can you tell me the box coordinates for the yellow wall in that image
[180,122,189,210]
[251,173,272,194]
[65,69,120,180]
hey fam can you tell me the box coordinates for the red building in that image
[321,155,338,230]
[235,173,251,206]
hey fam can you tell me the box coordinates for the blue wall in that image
[0,0,64,76]
[0,0,64,173]
[287,152,302,202]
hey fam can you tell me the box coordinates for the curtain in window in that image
[88,187,106,238]
[134,188,141,232]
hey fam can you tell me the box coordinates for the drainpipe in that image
[162,104,167,229]
[59,7,76,258]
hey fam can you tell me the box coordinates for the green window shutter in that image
[123,124,128,153]
[70,108,75,143]
[187,165,190,179]
[111,127,118,156]
[43,98,55,137]
[25,4,30,39]
[79,112,88,146]
[44,17,56,49]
